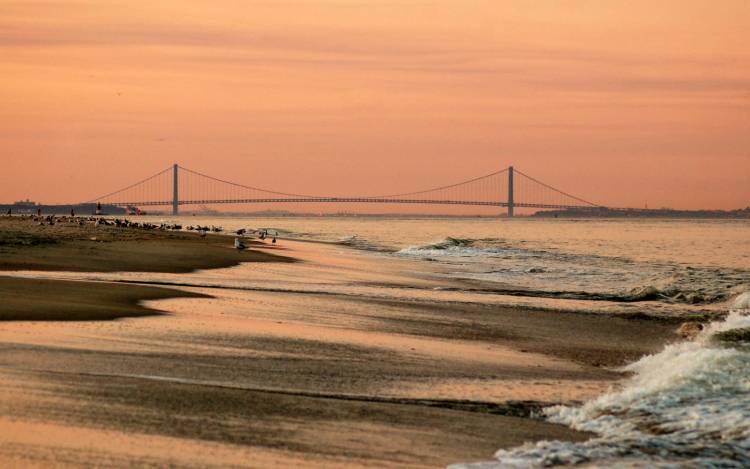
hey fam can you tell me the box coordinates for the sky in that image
[1,0,748,210]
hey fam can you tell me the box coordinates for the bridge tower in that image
[507,166,514,217]
[172,163,179,215]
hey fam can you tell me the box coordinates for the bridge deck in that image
[109,198,599,210]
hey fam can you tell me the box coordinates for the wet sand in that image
[0,276,209,321]
[0,215,293,273]
[0,217,681,467]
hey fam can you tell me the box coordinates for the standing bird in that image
[234,238,247,251]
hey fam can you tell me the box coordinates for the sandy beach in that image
[0,216,682,468]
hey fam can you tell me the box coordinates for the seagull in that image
[234,238,246,251]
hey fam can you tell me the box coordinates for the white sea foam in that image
[734,291,750,309]
[452,308,750,469]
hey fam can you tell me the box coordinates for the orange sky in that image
[1,0,748,210]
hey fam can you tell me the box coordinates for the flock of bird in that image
[186,225,224,233]
[20,214,278,249]
[32,215,89,226]
[26,215,187,231]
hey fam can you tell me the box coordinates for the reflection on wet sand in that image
[0,241,679,467]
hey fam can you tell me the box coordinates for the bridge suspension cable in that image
[179,166,319,199]
[514,168,601,208]
[81,162,604,216]
[364,168,509,199]
[83,166,174,205]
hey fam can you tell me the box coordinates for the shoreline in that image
[0,216,683,467]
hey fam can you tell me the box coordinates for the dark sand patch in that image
[0,276,208,321]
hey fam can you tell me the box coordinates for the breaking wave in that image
[452,297,750,469]
[397,237,508,257]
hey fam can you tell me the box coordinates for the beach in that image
[5,0,750,465]
[0,215,693,468]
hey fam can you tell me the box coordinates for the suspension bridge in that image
[85,164,605,217]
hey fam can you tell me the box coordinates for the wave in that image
[397,237,511,257]
[452,299,750,469]
[397,238,750,306]
[334,235,393,252]
[435,284,679,304]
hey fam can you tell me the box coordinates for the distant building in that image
[13,199,38,208]
[0,201,126,215]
